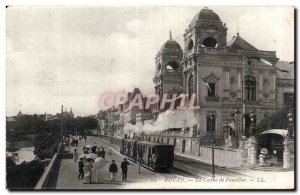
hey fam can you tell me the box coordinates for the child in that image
[78,158,84,180]
[109,160,118,182]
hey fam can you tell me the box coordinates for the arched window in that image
[187,40,194,51]
[188,74,194,97]
[166,61,179,71]
[201,37,218,48]
[245,75,256,101]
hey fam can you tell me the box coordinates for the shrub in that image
[6,160,45,189]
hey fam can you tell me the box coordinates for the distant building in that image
[16,110,24,117]
[55,108,75,119]
[44,113,53,121]
[275,61,294,110]
[6,117,16,122]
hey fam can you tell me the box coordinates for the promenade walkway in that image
[47,136,162,189]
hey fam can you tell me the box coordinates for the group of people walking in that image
[78,155,106,184]
[73,142,131,184]
[109,158,130,182]
[78,155,131,183]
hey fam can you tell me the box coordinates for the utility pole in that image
[60,105,64,153]
[137,145,141,173]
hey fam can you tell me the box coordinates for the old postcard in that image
[6,6,295,190]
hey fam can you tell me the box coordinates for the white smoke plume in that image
[123,110,198,135]
[143,110,197,133]
[123,123,140,133]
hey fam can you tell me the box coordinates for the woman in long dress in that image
[83,159,93,184]
[91,156,106,183]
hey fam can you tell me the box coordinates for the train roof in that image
[123,138,137,142]
[122,138,174,147]
[137,141,174,147]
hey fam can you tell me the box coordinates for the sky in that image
[6,6,294,116]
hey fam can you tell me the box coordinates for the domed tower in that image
[181,7,228,96]
[183,7,227,54]
[153,31,183,98]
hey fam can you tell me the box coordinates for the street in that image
[46,135,294,189]
[47,136,166,189]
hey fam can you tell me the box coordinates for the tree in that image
[255,108,289,138]
[33,132,59,160]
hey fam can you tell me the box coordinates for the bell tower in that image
[153,31,183,98]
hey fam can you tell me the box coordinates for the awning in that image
[260,129,288,138]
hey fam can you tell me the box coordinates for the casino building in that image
[149,7,294,154]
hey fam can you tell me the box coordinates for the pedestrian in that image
[73,148,78,162]
[109,160,118,182]
[71,138,75,147]
[78,158,84,180]
[84,149,89,154]
[121,158,130,181]
[151,153,157,168]
[96,147,101,157]
[91,146,97,154]
[69,137,72,147]
[91,156,106,183]
[83,159,93,184]
[75,139,78,147]
[100,148,106,159]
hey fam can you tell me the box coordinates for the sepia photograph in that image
[5,6,295,190]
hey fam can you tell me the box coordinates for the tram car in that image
[120,138,138,160]
[120,138,174,171]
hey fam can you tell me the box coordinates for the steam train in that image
[120,138,174,171]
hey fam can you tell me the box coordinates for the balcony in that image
[205,96,220,102]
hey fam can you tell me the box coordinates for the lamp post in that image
[248,110,257,166]
[211,137,216,178]
[249,110,256,137]
[283,110,294,169]
[210,112,216,178]
[234,108,240,147]
[60,105,64,153]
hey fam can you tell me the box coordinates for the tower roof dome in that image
[190,7,221,24]
[160,31,182,51]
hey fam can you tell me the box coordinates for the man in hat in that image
[121,158,130,181]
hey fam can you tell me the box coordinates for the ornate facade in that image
[148,7,293,152]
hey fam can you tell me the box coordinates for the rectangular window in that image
[284,93,294,108]
[206,115,216,132]
[207,83,216,97]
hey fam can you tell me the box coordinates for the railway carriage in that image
[120,138,138,160]
[120,138,174,171]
